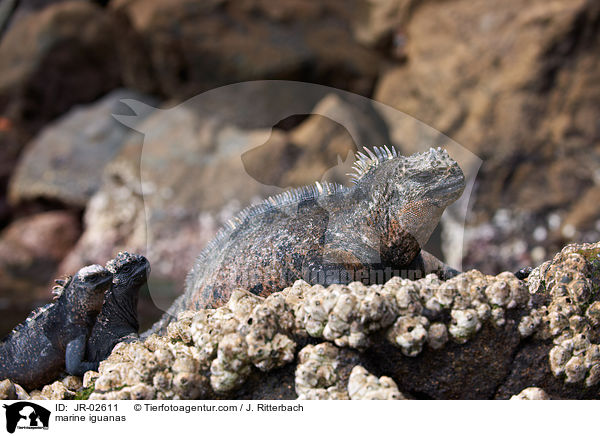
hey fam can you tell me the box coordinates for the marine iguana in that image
[84,251,150,365]
[0,265,112,390]
[145,146,466,336]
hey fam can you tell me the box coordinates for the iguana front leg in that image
[65,335,100,376]
[412,250,460,280]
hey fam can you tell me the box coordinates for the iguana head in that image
[352,146,465,248]
[106,251,150,294]
[68,264,112,318]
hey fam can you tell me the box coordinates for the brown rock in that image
[0,1,149,132]
[351,0,413,55]
[2,0,76,31]
[563,186,600,231]
[0,122,27,226]
[242,93,390,188]
[110,0,382,99]
[0,211,81,303]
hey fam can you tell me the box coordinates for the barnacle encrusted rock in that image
[427,323,449,350]
[24,242,600,399]
[15,376,81,400]
[89,332,210,400]
[61,375,83,392]
[89,289,298,399]
[40,381,76,400]
[296,271,528,355]
[86,271,535,399]
[82,371,99,388]
[347,366,405,400]
[497,242,600,398]
[296,281,397,349]
[524,244,600,386]
[387,315,429,356]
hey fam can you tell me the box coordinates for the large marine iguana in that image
[145,146,466,336]
[0,265,112,390]
[84,251,150,365]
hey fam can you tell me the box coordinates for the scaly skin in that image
[85,252,150,365]
[145,147,465,336]
[0,265,112,390]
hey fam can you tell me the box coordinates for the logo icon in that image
[3,402,50,433]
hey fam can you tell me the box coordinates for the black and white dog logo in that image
[3,402,50,433]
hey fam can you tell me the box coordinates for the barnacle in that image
[449,309,481,343]
[347,366,405,400]
[510,387,549,400]
[526,243,600,387]
[387,315,429,356]
[40,380,74,400]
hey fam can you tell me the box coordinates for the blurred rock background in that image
[0,0,598,337]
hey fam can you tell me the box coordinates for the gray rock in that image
[9,89,157,208]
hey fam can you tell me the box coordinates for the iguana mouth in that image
[132,262,151,281]
[88,274,112,294]
[96,274,113,288]
[428,179,464,200]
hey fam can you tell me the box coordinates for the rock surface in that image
[0,2,125,131]
[3,241,593,400]
[242,93,390,189]
[9,89,157,208]
[110,0,382,99]
[0,122,27,226]
[0,211,81,304]
[0,0,599,400]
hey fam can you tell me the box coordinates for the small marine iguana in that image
[84,252,150,365]
[0,265,112,390]
[145,146,465,336]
